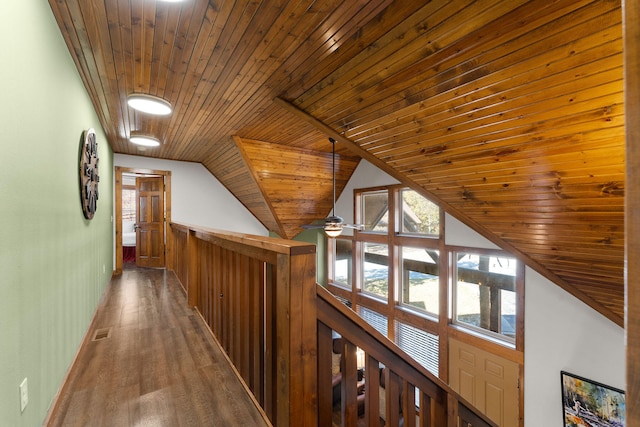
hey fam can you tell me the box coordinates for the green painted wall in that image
[293,229,327,286]
[0,1,114,425]
[269,229,327,285]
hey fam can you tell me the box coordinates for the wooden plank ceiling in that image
[49,0,624,325]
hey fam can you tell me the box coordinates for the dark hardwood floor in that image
[47,264,270,427]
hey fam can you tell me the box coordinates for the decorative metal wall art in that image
[79,128,100,219]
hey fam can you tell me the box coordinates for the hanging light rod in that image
[127,94,172,115]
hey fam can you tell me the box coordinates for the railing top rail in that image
[316,285,440,382]
[170,222,315,256]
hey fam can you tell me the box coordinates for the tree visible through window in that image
[401,189,439,235]
[454,252,517,341]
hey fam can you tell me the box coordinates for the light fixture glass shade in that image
[127,94,172,115]
[129,134,161,147]
[324,225,343,238]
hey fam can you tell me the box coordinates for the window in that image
[326,185,523,381]
[395,320,439,376]
[333,238,353,288]
[357,306,388,337]
[362,242,389,298]
[400,189,439,236]
[122,188,136,220]
[453,252,517,342]
[400,247,439,316]
[361,190,388,232]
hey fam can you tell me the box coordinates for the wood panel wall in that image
[624,0,640,424]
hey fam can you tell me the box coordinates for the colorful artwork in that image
[561,371,625,427]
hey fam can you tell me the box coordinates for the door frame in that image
[115,166,172,274]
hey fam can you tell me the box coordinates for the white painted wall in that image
[114,154,268,236]
[334,160,399,236]
[524,268,624,427]
[336,160,625,427]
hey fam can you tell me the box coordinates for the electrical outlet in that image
[19,378,28,413]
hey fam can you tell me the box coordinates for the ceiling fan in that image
[302,138,363,238]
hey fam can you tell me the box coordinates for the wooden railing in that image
[169,223,318,427]
[169,223,498,427]
[317,284,498,427]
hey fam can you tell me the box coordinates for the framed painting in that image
[561,371,625,427]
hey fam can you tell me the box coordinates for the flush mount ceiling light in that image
[127,94,172,115]
[129,133,161,147]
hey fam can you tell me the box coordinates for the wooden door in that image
[449,338,519,427]
[136,176,165,268]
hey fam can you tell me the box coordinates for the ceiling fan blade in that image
[301,224,325,229]
[343,224,364,230]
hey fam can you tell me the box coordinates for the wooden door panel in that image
[152,196,162,222]
[459,370,477,402]
[138,229,151,263]
[136,176,165,268]
[449,338,519,427]
[140,197,149,221]
[150,230,163,259]
[486,383,505,424]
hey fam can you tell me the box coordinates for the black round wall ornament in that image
[80,128,100,219]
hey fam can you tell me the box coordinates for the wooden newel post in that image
[274,248,318,427]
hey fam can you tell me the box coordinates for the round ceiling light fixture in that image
[129,133,162,147]
[127,94,172,115]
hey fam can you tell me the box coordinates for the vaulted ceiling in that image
[49,0,624,326]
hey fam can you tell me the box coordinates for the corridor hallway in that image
[46,265,270,427]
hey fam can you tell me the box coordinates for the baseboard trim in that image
[41,276,111,426]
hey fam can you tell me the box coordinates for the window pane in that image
[357,306,388,337]
[362,191,388,232]
[501,289,516,339]
[362,242,389,298]
[122,188,136,220]
[401,189,439,235]
[454,253,517,341]
[333,238,352,287]
[401,247,439,315]
[394,320,439,376]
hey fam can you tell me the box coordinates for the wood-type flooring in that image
[46,265,269,427]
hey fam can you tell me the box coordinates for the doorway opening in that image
[115,166,172,274]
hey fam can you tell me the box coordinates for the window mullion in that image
[387,187,397,340]
[438,206,449,381]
